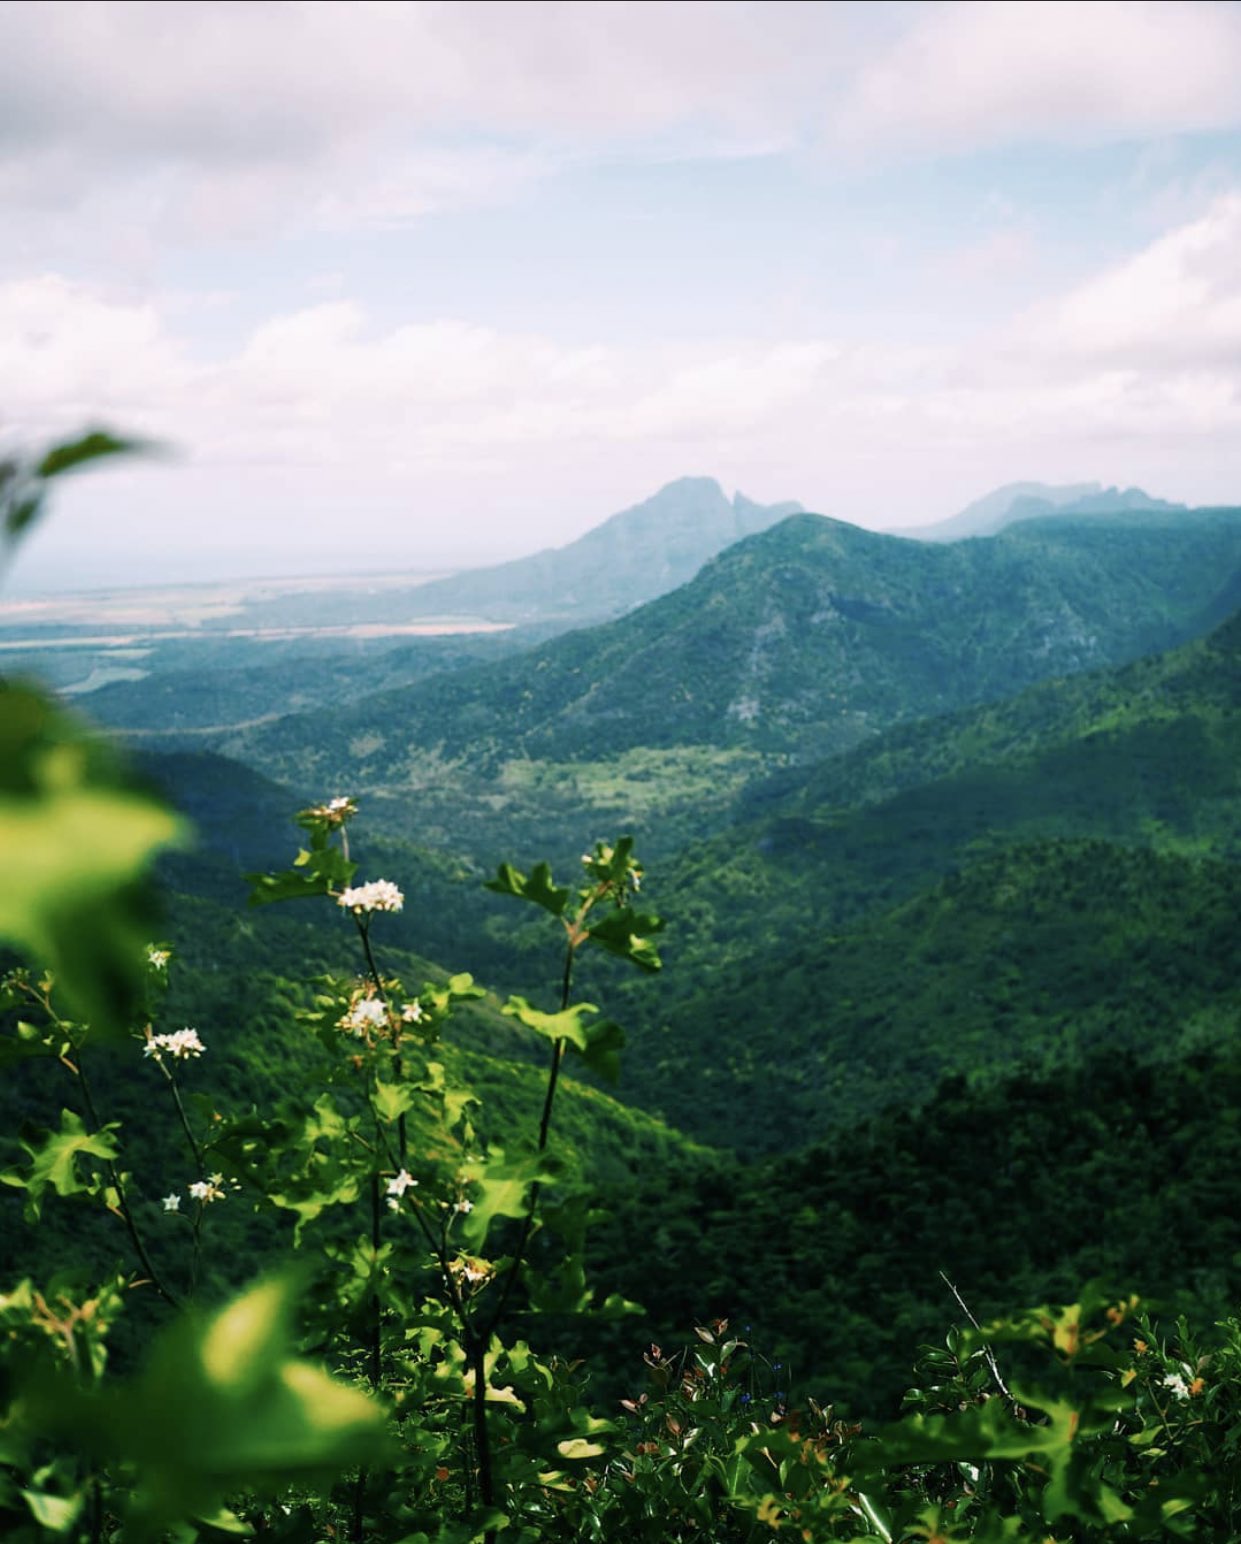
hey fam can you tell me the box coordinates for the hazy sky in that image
[5,0,1241,590]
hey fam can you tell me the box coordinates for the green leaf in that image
[34,1275,389,1527]
[556,1437,606,1460]
[372,1080,415,1125]
[0,683,185,1034]
[36,430,146,480]
[268,1173,361,1245]
[584,906,664,972]
[191,1507,254,1537]
[485,861,570,918]
[4,492,42,540]
[854,1397,1066,1472]
[21,1489,83,1532]
[502,997,598,1048]
[0,1018,57,1072]
[502,996,625,1082]
[4,1109,120,1221]
[459,1149,561,1251]
[247,843,355,907]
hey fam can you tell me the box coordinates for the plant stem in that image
[156,1062,209,1296]
[353,1167,384,1544]
[355,915,408,1161]
[939,1269,1013,1404]
[369,1169,383,1385]
[471,1335,496,1523]
[76,1053,180,1308]
[162,1063,205,1171]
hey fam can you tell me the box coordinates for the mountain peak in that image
[908,480,1186,542]
[648,475,728,500]
[390,476,804,625]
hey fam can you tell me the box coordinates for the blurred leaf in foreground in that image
[0,681,185,1036]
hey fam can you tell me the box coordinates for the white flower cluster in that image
[386,1169,418,1210]
[147,946,171,970]
[338,880,404,915]
[1163,1370,1191,1400]
[188,1172,236,1204]
[338,996,388,1038]
[303,795,358,826]
[144,1027,206,1061]
[401,1000,423,1024]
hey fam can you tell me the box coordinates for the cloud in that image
[835,0,1241,157]
[3,0,1241,265]
[1013,193,1241,366]
[0,0,839,246]
[7,189,1241,579]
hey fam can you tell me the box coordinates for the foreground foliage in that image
[3,788,1241,1540]
[3,435,1240,1540]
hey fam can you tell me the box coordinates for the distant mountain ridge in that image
[909,480,1185,541]
[226,502,1241,788]
[392,476,803,623]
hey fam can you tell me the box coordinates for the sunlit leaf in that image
[0,683,185,1033]
[584,906,664,972]
[2,1108,120,1221]
[21,1489,83,1532]
[485,860,570,917]
[502,996,626,1081]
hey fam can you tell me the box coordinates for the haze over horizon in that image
[5,1,1241,590]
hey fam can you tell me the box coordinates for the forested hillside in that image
[219,505,1241,803]
[6,475,1241,1540]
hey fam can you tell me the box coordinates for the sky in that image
[5,0,1241,590]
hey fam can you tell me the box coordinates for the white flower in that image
[451,1256,492,1288]
[1163,1371,1191,1400]
[188,1172,233,1205]
[144,1028,206,1061]
[401,1000,423,1024]
[338,996,388,1037]
[386,1169,418,1200]
[455,1198,474,1214]
[162,1193,181,1213]
[147,947,170,970]
[337,880,404,915]
[303,795,357,825]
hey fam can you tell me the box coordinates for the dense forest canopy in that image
[3,441,1241,1541]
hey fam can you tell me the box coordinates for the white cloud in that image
[0,0,840,247]
[0,275,187,428]
[1,0,1239,280]
[1013,193,1241,365]
[7,189,1241,581]
[835,1,1241,156]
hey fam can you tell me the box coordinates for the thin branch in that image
[161,1063,205,1173]
[939,1269,1013,1403]
[76,1053,181,1308]
[482,938,572,1344]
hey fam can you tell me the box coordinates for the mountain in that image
[382,476,803,624]
[222,505,1241,800]
[909,480,1184,541]
[612,606,1241,1146]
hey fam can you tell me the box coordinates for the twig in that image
[939,1270,1013,1403]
